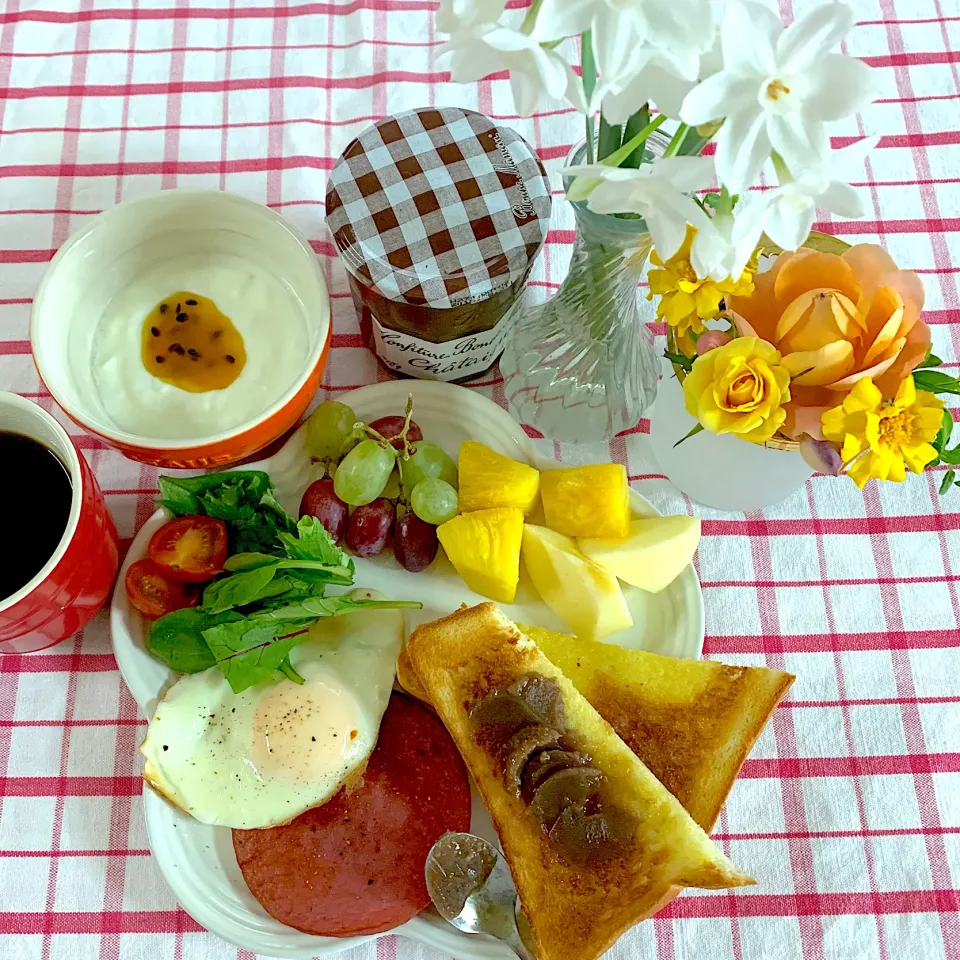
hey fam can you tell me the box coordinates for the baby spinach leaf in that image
[224,552,279,572]
[202,619,316,694]
[146,608,243,674]
[252,595,422,623]
[202,564,279,614]
[278,657,306,685]
[201,596,423,693]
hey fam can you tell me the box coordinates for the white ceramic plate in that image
[111,380,704,959]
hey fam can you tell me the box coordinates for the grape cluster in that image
[299,399,458,572]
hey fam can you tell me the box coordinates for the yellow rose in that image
[683,337,791,444]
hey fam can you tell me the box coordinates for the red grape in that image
[345,498,395,557]
[393,513,439,572]
[299,479,348,543]
[368,415,423,450]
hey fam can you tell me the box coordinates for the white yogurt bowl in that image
[31,190,331,468]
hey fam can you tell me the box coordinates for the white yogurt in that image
[91,251,308,439]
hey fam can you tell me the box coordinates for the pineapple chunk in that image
[437,507,523,603]
[458,441,540,516]
[522,524,632,641]
[540,463,631,539]
[579,515,701,593]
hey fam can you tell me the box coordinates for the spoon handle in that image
[503,925,536,960]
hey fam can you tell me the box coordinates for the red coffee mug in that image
[0,392,119,652]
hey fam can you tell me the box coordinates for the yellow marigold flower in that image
[821,376,943,488]
[648,225,756,348]
[682,336,792,444]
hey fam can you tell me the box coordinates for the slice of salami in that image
[233,693,471,937]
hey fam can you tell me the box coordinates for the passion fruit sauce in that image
[141,291,246,393]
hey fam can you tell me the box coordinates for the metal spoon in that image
[425,832,536,960]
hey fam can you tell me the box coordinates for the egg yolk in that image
[142,291,246,392]
[251,678,365,782]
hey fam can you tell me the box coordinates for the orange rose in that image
[727,244,930,439]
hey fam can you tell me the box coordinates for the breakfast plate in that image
[111,379,704,958]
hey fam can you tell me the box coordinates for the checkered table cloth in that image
[0,1,957,959]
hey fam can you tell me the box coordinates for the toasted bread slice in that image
[405,603,753,960]
[397,623,793,832]
[519,623,793,831]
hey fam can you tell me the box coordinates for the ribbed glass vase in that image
[500,142,661,444]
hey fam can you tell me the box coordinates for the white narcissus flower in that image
[534,0,713,100]
[680,0,876,193]
[436,0,505,33]
[565,156,714,261]
[601,29,721,123]
[729,135,878,255]
[690,205,766,282]
[437,18,575,115]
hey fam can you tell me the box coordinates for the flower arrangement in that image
[438,0,877,280]
[663,240,960,491]
[437,0,958,488]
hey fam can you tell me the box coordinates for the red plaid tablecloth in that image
[1,1,958,958]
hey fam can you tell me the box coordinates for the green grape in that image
[305,401,358,462]
[411,479,458,525]
[334,439,396,506]
[381,468,402,501]
[400,441,458,497]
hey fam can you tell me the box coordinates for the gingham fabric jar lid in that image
[325,107,552,309]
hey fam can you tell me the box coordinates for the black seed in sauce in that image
[150,326,160,337]
[176,302,181,312]
[226,355,235,363]
[187,348,200,357]
[159,303,168,314]
[176,312,188,323]
[155,356,165,363]
[170,343,185,355]
[185,298,198,305]
[211,330,222,340]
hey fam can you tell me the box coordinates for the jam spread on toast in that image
[470,675,634,863]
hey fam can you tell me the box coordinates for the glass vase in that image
[500,144,661,444]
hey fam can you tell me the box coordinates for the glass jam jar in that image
[325,107,552,382]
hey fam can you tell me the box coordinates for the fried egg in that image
[140,590,404,829]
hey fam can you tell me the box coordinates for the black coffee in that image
[0,432,72,599]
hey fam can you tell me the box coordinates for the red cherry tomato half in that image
[147,515,228,583]
[125,558,201,621]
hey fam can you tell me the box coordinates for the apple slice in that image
[578,516,701,594]
[521,524,632,641]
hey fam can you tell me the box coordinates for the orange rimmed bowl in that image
[31,190,331,468]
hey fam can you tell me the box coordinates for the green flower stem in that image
[520,0,545,33]
[602,114,667,167]
[621,104,650,168]
[770,150,792,182]
[598,115,623,161]
[581,30,596,163]
[661,123,690,159]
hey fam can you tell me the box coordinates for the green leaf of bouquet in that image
[674,423,705,448]
[939,470,956,495]
[664,350,694,372]
[936,408,954,453]
[913,370,960,396]
[938,446,960,466]
[916,350,943,370]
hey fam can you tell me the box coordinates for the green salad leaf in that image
[148,470,421,691]
[146,608,242,674]
[201,596,421,693]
